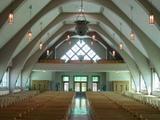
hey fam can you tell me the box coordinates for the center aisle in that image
[69,92,91,120]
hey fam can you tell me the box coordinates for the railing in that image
[38,59,124,64]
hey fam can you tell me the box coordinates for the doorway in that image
[75,82,87,92]
[74,76,88,92]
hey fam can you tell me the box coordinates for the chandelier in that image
[75,0,89,36]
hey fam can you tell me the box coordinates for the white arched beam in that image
[9,14,69,92]
[100,0,160,78]
[0,0,69,81]
[89,24,140,92]
[91,13,151,93]
[21,25,73,90]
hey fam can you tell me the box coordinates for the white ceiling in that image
[0,0,160,61]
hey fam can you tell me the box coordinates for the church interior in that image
[0,0,160,120]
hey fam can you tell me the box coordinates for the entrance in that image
[74,76,88,92]
[75,82,87,92]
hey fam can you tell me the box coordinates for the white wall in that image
[108,71,131,81]
[31,71,53,81]
[30,71,131,91]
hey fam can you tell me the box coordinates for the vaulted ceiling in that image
[0,0,160,91]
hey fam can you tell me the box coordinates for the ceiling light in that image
[66,35,70,41]
[149,13,155,24]
[8,12,14,24]
[27,5,33,41]
[119,43,123,50]
[39,42,43,50]
[112,51,116,57]
[47,50,50,56]
[75,0,89,36]
[27,30,32,41]
[130,31,135,41]
[92,35,96,40]
[130,6,136,41]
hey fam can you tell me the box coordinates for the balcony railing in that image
[38,59,124,64]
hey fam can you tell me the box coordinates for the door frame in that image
[73,75,88,92]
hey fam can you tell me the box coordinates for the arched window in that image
[140,75,147,91]
[153,72,160,91]
[0,72,9,88]
[16,74,21,87]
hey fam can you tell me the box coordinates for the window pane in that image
[92,83,98,92]
[93,55,101,61]
[71,44,80,53]
[77,50,85,56]
[74,76,87,82]
[81,83,87,92]
[141,75,146,91]
[84,55,91,60]
[0,72,9,88]
[61,40,101,61]
[77,40,85,47]
[153,72,160,91]
[16,75,21,87]
[131,80,136,91]
[82,44,90,53]
[88,50,96,58]
[92,76,99,82]
[66,50,74,58]
[61,55,69,61]
[64,83,69,91]
[63,76,69,82]
[81,77,87,82]
[71,55,79,60]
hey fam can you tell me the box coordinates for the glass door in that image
[74,76,88,92]
[64,82,69,91]
[62,76,70,92]
[81,83,87,92]
[92,83,98,92]
[75,83,81,92]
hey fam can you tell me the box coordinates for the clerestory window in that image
[61,40,101,62]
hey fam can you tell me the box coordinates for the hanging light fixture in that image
[92,35,96,40]
[91,35,96,45]
[130,6,136,41]
[47,50,50,56]
[130,31,135,41]
[27,5,33,41]
[119,43,123,50]
[75,0,89,36]
[149,0,155,24]
[149,13,155,24]
[27,31,32,41]
[39,42,43,50]
[112,51,116,57]
[119,22,126,47]
[39,22,43,50]
[66,35,70,41]
[8,12,14,24]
